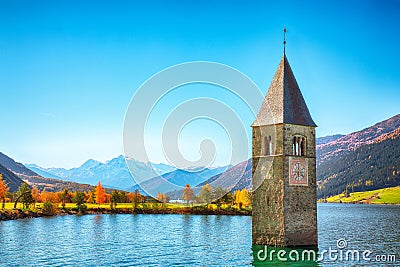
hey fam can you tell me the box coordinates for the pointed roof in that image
[252,54,317,127]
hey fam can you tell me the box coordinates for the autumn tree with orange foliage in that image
[182,184,194,205]
[127,191,134,203]
[131,189,145,210]
[86,190,95,204]
[105,193,111,204]
[41,190,60,204]
[0,174,9,209]
[31,187,41,204]
[95,181,106,205]
[58,188,72,209]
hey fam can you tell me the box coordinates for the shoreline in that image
[0,207,252,221]
[319,200,400,205]
[3,202,399,221]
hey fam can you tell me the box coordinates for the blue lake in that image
[0,203,399,266]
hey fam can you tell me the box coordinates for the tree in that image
[110,190,120,210]
[16,182,34,209]
[212,186,226,210]
[234,189,251,209]
[31,186,41,204]
[127,192,134,203]
[42,201,57,216]
[72,191,86,213]
[0,174,9,209]
[59,188,71,209]
[105,193,111,204]
[222,192,234,208]
[118,192,129,203]
[234,190,242,209]
[182,184,194,205]
[41,191,59,204]
[156,192,169,208]
[200,183,213,204]
[87,190,95,204]
[95,181,106,205]
[132,189,141,210]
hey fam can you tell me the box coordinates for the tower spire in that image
[283,28,287,55]
[252,45,317,127]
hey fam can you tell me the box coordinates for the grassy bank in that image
[0,202,251,221]
[322,186,400,204]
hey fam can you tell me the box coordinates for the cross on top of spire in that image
[283,28,287,55]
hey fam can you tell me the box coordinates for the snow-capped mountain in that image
[25,156,229,191]
[26,155,176,190]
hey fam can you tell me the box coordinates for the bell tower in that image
[252,36,318,246]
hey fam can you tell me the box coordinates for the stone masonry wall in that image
[252,125,285,245]
[283,124,317,246]
[252,123,317,246]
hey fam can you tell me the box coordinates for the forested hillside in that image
[317,119,400,198]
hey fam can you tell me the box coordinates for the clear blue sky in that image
[1,0,399,168]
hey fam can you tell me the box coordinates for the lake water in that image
[0,204,399,266]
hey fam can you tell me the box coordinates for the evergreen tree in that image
[72,191,86,213]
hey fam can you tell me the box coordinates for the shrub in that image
[72,192,86,213]
[192,204,208,211]
[79,204,87,214]
[42,201,57,216]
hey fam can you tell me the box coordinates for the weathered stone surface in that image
[252,124,317,247]
[252,54,317,247]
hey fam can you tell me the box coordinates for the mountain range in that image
[166,159,252,200]
[128,166,231,196]
[316,115,400,167]
[1,114,399,199]
[316,114,400,198]
[0,152,95,192]
[170,114,400,199]
[25,155,233,195]
[26,156,179,190]
[315,134,344,145]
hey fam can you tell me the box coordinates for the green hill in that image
[323,186,400,204]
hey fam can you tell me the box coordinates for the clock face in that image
[289,157,308,186]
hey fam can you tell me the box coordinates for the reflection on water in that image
[0,204,398,266]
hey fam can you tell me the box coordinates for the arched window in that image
[301,137,306,156]
[292,135,306,156]
[263,136,273,156]
[264,136,269,156]
[268,136,272,155]
[292,137,296,155]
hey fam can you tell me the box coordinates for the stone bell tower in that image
[251,43,318,246]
